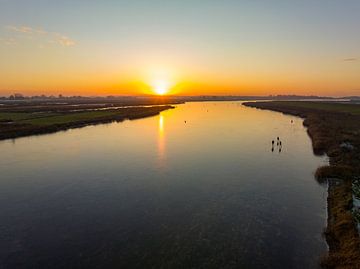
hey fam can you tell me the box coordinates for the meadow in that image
[0,105,173,140]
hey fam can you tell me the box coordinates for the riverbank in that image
[0,105,173,141]
[243,101,360,269]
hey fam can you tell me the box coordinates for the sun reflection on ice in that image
[157,114,166,169]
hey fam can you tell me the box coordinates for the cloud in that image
[343,58,358,62]
[4,25,75,47]
[53,33,76,47]
[0,37,17,45]
[6,25,37,34]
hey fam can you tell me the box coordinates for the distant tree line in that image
[0,93,136,100]
[0,93,354,101]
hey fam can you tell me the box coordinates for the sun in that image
[154,86,168,95]
[152,80,170,95]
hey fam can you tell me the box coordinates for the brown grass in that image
[321,181,360,269]
[315,165,355,183]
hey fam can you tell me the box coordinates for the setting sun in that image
[152,80,170,95]
[154,87,167,95]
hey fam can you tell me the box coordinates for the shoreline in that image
[243,101,360,268]
[0,105,174,141]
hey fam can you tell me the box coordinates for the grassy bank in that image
[0,105,173,140]
[243,101,360,269]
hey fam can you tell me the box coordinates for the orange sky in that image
[1,1,359,97]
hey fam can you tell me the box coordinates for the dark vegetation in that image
[315,166,355,183]
[243,101,360,269]
[0,103,173,140]
[0,96,182,113]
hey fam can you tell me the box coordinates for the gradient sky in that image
[0,0,359,96]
